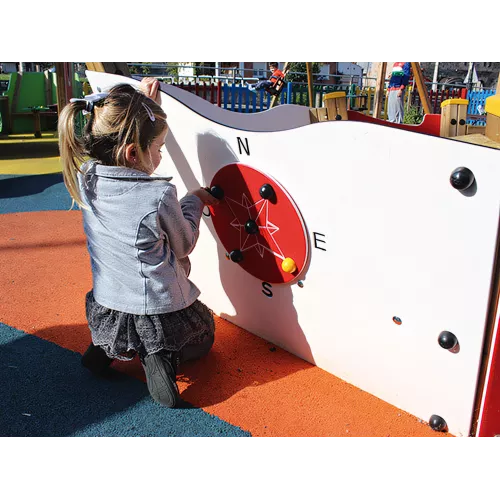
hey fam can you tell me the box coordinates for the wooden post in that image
[55,62,70,116]
[410,62,432,115]
[33,110,41,138]
[373,62,387,119]
[306,62,314,108]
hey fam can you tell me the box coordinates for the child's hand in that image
[139,77,161,105]
[190,187,220,206]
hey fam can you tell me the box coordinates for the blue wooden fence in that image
[466,89,495,125]
[218,82,351,112]
[220,82,293,112]
[175,80,496,125]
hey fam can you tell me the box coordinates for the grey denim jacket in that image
[78,161,204,315]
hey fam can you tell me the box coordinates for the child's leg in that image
[178,330,215,364]
[81,342,114,375]
[256,80,272,91]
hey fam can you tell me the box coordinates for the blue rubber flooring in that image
[0,173,73,214]
[0,322,250,437]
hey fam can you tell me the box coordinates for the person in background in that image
[386,62,411,123]
[248,62,285,92]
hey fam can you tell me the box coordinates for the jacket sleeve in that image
[157,185,204,259]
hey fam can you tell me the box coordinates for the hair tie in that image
[70,92,109,115]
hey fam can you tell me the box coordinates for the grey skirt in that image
[85,290,215,361]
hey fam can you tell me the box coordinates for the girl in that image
[58,78,219,408]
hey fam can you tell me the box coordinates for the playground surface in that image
[0,135,450,437]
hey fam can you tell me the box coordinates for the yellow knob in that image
[282,257,297,274]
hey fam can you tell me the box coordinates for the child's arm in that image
[158,185,218,259]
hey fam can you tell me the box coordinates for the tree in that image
[286,62,321,82]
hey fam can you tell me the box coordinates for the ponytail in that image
[58,101,88,209]
[58,84,167,210]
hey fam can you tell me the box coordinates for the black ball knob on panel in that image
[210,185,225,200]
[450,167,474,191]
[438,331,458,350]
[429,414,448,432]
[259,183,276,200]
[245,219,259,235]
[229,250,244,263]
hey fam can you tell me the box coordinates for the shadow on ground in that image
[0,173,72,213]
[32,321,313,411]
[0,322,250,437]
[0,141,59,159]
[0,173,64,198]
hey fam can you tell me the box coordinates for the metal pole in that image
[432,62,439,92]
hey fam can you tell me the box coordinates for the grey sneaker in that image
[140,350,181,408]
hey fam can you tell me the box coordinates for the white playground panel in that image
[87,72,500,437]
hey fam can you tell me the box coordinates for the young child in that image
[58,78,219,408]
[248,62,285,92]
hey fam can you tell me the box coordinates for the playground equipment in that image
[440,99,469,138]
[87,70,500,437]
[0,72,58,136]
[485,91,500,143]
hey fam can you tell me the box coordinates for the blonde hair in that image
[58,84,167,208]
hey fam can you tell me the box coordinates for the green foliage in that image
[404,105,423,125]
[287,63,321,82]
[129,63,152,75]
[194,63,216,76]
[141,63,152,75]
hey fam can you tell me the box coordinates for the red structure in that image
[347,110,442,137]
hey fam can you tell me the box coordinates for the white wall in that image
[87,71,500,437]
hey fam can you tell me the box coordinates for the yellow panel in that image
[485,95,500,117]
[0,157,62,175]
[324,91,346,100]
[441,98,469,108]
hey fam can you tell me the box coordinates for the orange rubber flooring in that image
[0,208,450,436]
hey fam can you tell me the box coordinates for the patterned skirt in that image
[85,290,215,361]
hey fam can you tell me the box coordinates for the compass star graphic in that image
[225,193,285,260]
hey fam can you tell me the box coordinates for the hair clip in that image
[141,102,156,122]
[70,92,109,115]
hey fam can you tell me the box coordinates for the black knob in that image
[450,118,457,125]
[429,414,448,432]
[259,183,275,200]
[229,250,243,263]
[335,114,342,121]
[450,167,474,191]
[210,185,224,200]
[438,331,458,350]
[459,119,466,126]
[245,219,259,235]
